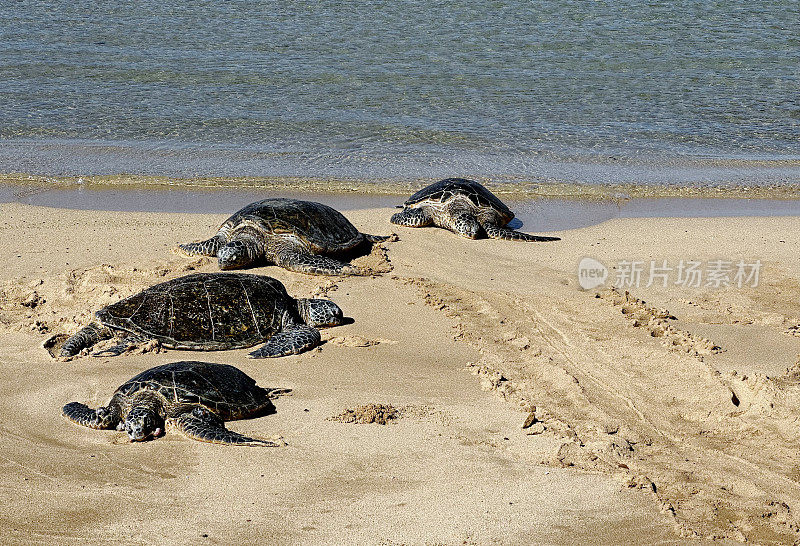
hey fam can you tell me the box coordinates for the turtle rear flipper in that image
[91,335,149,358]
[178,234,226,257]
[275,249,361,276]
[362,233,392,243]
[248,325,321,358]
[61,323,114,357]
[483,224,560,242]
[266,388,293,399]
[173,407,281,447]
[62,402,119,429]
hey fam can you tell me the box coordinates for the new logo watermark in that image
[578,257,609,290]
[578,257,761,290]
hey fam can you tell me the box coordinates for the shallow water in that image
[1,1,798,185]
[3,185,799,232]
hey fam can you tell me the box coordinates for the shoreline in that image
[2,171,800,201]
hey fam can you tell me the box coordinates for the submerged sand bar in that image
[0,194,799,542]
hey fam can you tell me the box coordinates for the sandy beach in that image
[4,0,799,542]
[1,200,799,544]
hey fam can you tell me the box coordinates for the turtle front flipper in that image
[248,325,321,358]
[450,213,481,239]
[178,233,226,257]
[275,249,361,276]
[62,402,120,429]
[483,224,561,242]
[173,407,281,446]
[390,208,433,228]
[60,323,114,357]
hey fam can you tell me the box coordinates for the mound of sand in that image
[329,403,400,425]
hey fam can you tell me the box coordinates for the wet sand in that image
[2,175,800,233]
[1,201,799,543]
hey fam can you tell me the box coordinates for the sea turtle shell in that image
[404,178,514,224]
[95,273,291,351]
[114,361,274,420]
[224,198,364,253]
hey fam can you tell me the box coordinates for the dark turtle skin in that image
[391,178,561,242]
[62,361,286,446]
[179,198,390,275]
[58,273,344,359]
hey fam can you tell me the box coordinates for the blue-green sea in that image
[1,0,798,186]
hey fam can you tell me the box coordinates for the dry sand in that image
[1,201,799,544]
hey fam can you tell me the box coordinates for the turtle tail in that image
[483,224,561,242]
[62,402,119,429]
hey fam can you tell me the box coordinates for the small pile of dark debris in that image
[330,403,399,425]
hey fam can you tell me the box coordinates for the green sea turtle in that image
[391,178,560,241]
[57,272,344,359]
[179,198,390,275]
[63,361,285,445]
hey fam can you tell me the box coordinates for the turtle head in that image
[124,406,165,442]
[217,237,260,270]
[296,298,344,328]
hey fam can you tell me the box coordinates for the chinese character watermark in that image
[577,257,761,290]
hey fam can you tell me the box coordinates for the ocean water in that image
[1,0,798,186]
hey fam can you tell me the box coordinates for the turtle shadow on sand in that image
[46,315,358,360]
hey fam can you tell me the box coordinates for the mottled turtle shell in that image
[223,198,364,253]
[404,178,514,224]
[115,361,274,420]
[95,273,291,350]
